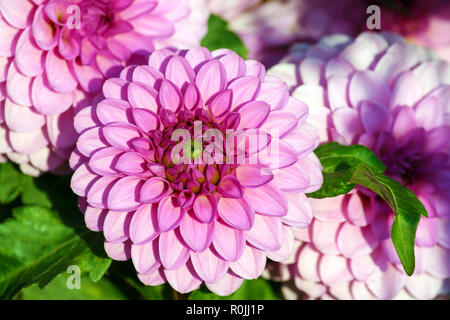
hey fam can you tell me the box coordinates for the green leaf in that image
[0,163,30,205]
[189,278,280,300]
[307,142,428,276]
[308,142,386,198]
[201,14,249,59]
[0,206,110,299]
[18,273,127,300]
[350,165,427,275]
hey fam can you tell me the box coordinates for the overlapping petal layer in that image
[268,32,450,300]
[0,0,208,175]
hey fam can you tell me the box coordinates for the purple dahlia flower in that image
[0,0,208,176]
[267,32,450,300]
[69,46,322,294]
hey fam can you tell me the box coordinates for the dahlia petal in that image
[193,194,217,223]
[102,123,141,151]
[157,196,184,232]
[236,101,270,129]
[164,262,202,294]
[319,254,353,286]
[261,111,297,138]
[218,175,243,199]
[131,14,175,37]
[147,48,175,73]
[392,107,417,142]
[350,254,378,282]
[158,79,181,112]
[311,219,341,254]
[158,229,190,270]
[89,147,122,176]
[195,60,227,103]
[327,75,350,110]
[76,127,107,157]
[107,176,142,211]
[83,205,107,232]
[437,219,450,248]
[381,239,401,264]
[343,193,375,227]
[295,244,321,282]
[129,203,159,245]
[244,183,288,217]
[426,245,450,278]
[72,61,103,93]
[283,194,313,228]
[191,247,228,283]
[29,147,64,171]
[104,241,131,261]
[212,219,245,262]
[45,49,77,93]
[367,265,406,299]
[58,28,79,60]
[217,197,254,231]
[332,108,364,143]
[257,80,289,111]
[165,55,195,89]
[140,177,170,203]
[138,268,166,286]
[15,27,44,77]
[349,71,390,107]
[245,214,283,251]
[31,74,74,115]
[184,46,213,70]
[272,161,310,193]
[206,271,244,296]
[131,240,160,275]
[228,76,260,109]
[70,163,97,197]
[266,226,295,262]
[96,50,123,78]
[4,98,44,132]
[8,128,48,154]
[405,273,443,300]
[115,152,148,176]
[127,82,158,112]
[87,176,119,209]
[414,96,443,131]
[183,83,203,110]
[337,223,379,258]
[96,99,131,125]
[0,0,33,29]
[103,210,133,243]
[229,245,266,280]
[179,211,214,252]
[216,51,246,81]
[132,65,163,87]
[7,62,32,106]
[46,109,77,149]
[360,101,390,134]
[415,217,438,247]
[208,89,232,118]
[390,71,421,108]
[0,15,19,57]
[235,164,273,188]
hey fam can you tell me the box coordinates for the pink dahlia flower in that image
[226,0,450,67]
[0,0,208,176]
[69,46,322,295]
[267,32,450,300]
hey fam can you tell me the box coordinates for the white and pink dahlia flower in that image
[0,0,208,176]
[69,46,322,295]
[267,32,450,300]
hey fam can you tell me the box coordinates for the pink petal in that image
[158,79,181,112]
[206,271,244,296]
[158,229,190,270]
[31,74,74,115]
[244,183,288,217]
[15,27,44,77]
[245,214,283,251]
[0,0,33,29]
[229,245,266,279]
[235,164,273,188]
[236,101,270,129]
[45,49,77,93]
[337,223,379,258]
[296,244,321,282]
[103,210,133,243]
[195,60,226,103]
[131,240,160,274]
[283,194,313,228]
[70,163,97,197]
[179,211,214,252]
[96,99,132,125]
[319,254,353,286]
[127,82,158,112]
[88,147,122,176]
[164,263,202,294]
[217,197,254,231]
[212,219,245,262]
[190,247,228,283]
[115,152,148,176]
[129,203,159,245]
[157,196,184,232]
[165,55,195,89]
[7,62,32,106]
[102,123,141,151]
[4,98,44,132]
[104,241,131,261]
[132,108,160,132]
[193,194,217,223]
[228,76,260,109]
[107,176,143,211]
[311,219,341,254]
